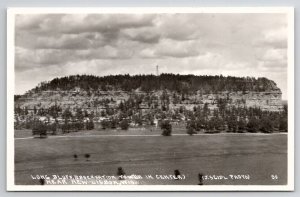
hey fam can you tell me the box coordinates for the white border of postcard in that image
[6,7,294,191]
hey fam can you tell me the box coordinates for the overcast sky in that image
[15,13,288,99]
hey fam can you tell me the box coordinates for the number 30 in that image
[271,175,278,180]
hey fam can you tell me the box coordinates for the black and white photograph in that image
[6,7,294,191]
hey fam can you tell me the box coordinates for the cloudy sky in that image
[15,13,288,99]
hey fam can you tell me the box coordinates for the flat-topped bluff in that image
[15,74,283,112]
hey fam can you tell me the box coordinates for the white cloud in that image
[263,27,288,46]
[14,13,289,99]
[262,48,287,61]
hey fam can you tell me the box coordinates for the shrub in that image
[237,118,246,133]
[187,125,196,135]
[160,120,172,136]
[32,121,47,138]
[260,117,273,133]
[198,173,204,185]
[84,153,90,161]
[174,169,181,180]
[186,120,197,136]
[120,119,129,130]
[117,167,126,180]
[61,123,70,133]
[111,119,118,129]
[279,117,287,132]
[227,116,237,133]
[246,117,259,133]
[39,179,45,185]
[73,154,78,160]
[206,117,222,133]
[101,120,110,129]
[25,121,32,129]
[74,122,84,130]
[86,120,94,130]
[47,123,57,135]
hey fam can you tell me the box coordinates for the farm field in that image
[14,130,287,185]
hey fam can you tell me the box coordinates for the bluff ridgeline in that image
[15,74,283,113]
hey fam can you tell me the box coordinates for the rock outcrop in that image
[15,89,283,113]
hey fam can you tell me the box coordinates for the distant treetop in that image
[28,74,280,95]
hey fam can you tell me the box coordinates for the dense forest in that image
[28,74,280,94]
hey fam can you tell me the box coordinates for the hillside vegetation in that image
[14,74,286,136]
[27,74,280,95]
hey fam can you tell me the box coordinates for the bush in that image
[246,117,259,133]
[111,119,118,129]
[101,120,110,129]
[174,169,181,180]
[237,119,246,133]
[86,120,94,130]
[32,121,47,138]
[207,117,222,133]
[186,120,197,136]
[25,121,32,129]
[74,122,84,130]
[47,123,57,135]
[84,153,90,161]
[120,119,129,130]
[117,167,126,180]
[260,117,273,133]
[47,123,56,131]
[227,116,237,133]
[101,119,119,129]
[61,123,70,133]
[198,173,204,185]
[279,117,287,132]
[187,125,196,135]
[73,154,78,160]
[61,122,81,133]
[160,120,172,136]
[195,118,206,131]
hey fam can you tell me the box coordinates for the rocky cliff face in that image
[15,89,283,113]
[16,74,285,113]
[242,91,283,111]
[197,90,283,111]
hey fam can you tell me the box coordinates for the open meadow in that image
[14,129,287,185]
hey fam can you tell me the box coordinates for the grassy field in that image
[14,125,188,138]
[14,130,287,185]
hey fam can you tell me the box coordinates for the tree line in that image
[25,74,280,95]
[25,100,287,138]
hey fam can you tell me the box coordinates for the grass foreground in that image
[14,129,287,185]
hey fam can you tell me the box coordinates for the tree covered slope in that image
[27,74,281,94]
